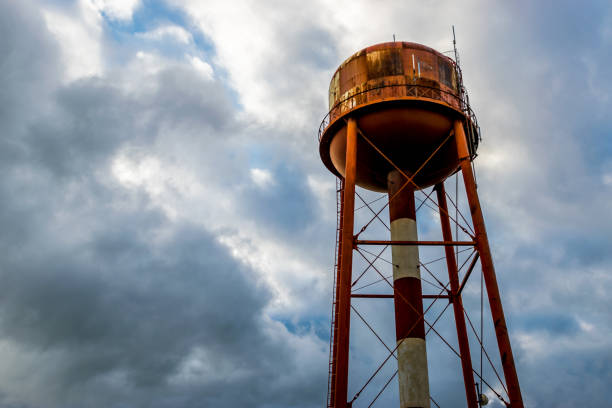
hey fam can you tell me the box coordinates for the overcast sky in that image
[0,0,611,407]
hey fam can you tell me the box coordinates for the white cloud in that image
[112,154,166,193]
[169,0,488,135]
[515,322,611,361]
[189,55,214,80]
[168,0,332,129]
[250,168,274,188]
[138,25,193,44]
[133,51,168,75]
[111,152,327,318]
[217,231,327,317]
[168,346,252,386]
[43,0,104,81]
[91,0,140,21]
[307,174,335,219]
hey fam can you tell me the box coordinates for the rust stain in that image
[328,42,459,113]
[365,49,403,79]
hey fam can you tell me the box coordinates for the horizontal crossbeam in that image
[355,240,475,246]
[351,294,449,299]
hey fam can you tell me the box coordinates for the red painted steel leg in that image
[435,182,479,408]
[454,120,524,408]
[333,118,357,408]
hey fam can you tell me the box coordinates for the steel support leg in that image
[454,120,524,408]
[333,118,357,408]
[435,182,479,408]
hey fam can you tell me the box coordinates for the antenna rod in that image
[452,25,459,63]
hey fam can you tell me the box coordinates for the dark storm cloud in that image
[0,2,325,407]
[24,65,233,179]
[0,1,60,161]
[518,313,579,335]
[1,222,267,382]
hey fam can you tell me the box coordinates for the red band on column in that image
[394,277,426,340]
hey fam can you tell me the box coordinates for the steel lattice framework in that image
[324,120,524,408]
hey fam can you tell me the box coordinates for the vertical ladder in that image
[327,177,344,408]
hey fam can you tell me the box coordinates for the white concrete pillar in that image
[388,170,430,408]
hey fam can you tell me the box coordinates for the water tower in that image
[319,40,523,408]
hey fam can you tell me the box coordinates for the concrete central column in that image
[388,170,430,408]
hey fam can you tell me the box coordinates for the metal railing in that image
[317,83,481,154]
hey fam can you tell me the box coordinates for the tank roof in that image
[331,41,454,79]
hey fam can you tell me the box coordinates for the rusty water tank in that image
[319,41,479,192]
